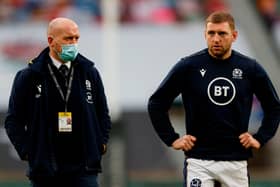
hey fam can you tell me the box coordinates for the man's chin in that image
[211,51,224,58]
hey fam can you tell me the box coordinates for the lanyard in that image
[48,63,74,112]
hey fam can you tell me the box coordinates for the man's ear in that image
[232,30,238,42]
[47,36,53,45]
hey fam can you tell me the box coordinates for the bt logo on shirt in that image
[207,77,236,106]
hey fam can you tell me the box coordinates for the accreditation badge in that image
[58,112,72,132]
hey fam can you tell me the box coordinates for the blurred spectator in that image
[0,0,101,24]
[0,0,15,22]
[120,0,133,23]
[175,0,202,22]
[43,0,95,23]
[73,0,101,20]
[0,0,230,25]
[202,0,229,17]
[126,0,177,25]
[120,0,204,25]
[256,0,280,31]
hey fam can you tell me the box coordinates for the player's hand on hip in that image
[172,135,197,151]
[239,132,260,149]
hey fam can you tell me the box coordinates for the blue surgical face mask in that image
[58,44,78,62]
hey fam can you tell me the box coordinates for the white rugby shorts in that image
[184,158,249,187]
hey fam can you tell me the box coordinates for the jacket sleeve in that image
[4,69,31,160]
[147,61,184,146]
[93,68,112,145]
[252,62,280,146]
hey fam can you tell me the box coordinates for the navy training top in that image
[148,48,280,161]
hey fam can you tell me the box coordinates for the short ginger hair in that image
[205,11,235,30]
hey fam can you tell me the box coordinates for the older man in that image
[5,17,112,187]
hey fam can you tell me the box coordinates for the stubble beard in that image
[210,46,230,59]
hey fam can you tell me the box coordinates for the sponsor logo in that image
[207,77,236,106]
[86,92,93,104]
[200,69,206,77]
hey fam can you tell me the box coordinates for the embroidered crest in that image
[232,68,243,79]
[86,80,92,91]
[190,178,202,187]
[85,80,93,104]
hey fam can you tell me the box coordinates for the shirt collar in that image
[49,55,71,69]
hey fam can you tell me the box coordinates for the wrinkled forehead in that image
[48,18,79,37]
[57,24,79,37]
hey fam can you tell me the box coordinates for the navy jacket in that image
[5,47,112,177]
[148,49,280,160]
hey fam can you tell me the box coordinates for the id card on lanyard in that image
[48,64,74,133]
[58,112,72,132]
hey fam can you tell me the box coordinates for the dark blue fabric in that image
[5,47,111,178]
[31,173,98,187]
[183,159,187,187]
[148,48,280,161]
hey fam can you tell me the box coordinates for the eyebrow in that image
[207,30,228,34]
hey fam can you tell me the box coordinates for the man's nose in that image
[213,34,221,42]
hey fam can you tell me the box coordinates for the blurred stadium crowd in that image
[0,0,228,24]
[1,0,280,36]
[0,0,279,26]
